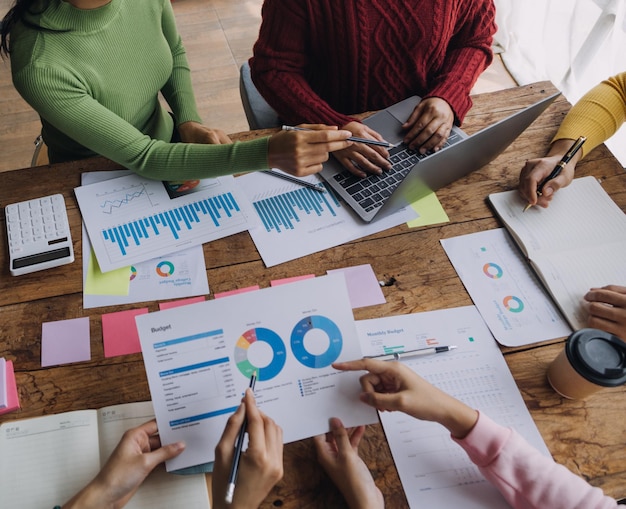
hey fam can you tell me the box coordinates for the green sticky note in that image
[407,192,449,228]
[85,248,131,296]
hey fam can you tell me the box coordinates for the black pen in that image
[281,125,395,148]
[225,371,257,504]
[365,345,457,361]
[523,136,586,212]
[261,170,326,193]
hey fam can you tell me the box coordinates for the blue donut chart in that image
[290,315,343,368]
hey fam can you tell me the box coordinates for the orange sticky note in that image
[102,308,149,358]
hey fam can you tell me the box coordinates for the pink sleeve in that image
[452,413,618,509]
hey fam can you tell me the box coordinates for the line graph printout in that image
[75,174,256,272]
[356,306,550,509]
[136,274,377,471]
[236,170,417,267]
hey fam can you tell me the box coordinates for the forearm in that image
[61,480,113,509]
[428,0,495,123]
[454,414,618,509]
[554,72,626,159]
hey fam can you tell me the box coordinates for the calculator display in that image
[12,247,73,269]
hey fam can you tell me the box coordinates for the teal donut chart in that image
[290,315,342,368]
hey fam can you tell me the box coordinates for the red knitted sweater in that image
[250,0,496,127]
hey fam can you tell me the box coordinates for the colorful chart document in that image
[80,171,210,308]
[136,274,378,471]
[356,306,550,509]
[76,173,255,272]
[441,228,571,346]
[235,171,417,267]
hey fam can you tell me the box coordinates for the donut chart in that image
[290,315,342,368]
[483,262,503,279]
[234,327,287,381]
[156,261,174,277]
[503,295,524,313]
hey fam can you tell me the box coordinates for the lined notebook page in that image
[488,176,626,256]
[0,411,100,509]
[97,401,210,509]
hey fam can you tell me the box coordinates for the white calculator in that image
[5,194,74,276]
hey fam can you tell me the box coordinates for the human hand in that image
[313,418,384,509]
[63,420,185,509]
[334,359,478,438]
[332,121,392,177]
[584,285,626,341]
[212,389,283,509]
[402,97,455,154]
[178,121,232,145]
[268,124,353,176]
[518,138,581,208]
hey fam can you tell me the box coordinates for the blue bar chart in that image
[102,192,240,256]
[75,174,253,272]
[253,183,342,233]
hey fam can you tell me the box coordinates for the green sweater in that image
[10,0,269,179]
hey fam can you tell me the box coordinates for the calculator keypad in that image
[5,194,74,275]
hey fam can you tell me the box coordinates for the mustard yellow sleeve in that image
[553,72,626,158]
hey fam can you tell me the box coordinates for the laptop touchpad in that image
[364,111,404,145]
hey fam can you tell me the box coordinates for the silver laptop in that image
[320,92,561,222]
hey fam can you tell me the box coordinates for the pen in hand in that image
[225,371,257,504]
[523,136,586,212]
[281,125,395,148]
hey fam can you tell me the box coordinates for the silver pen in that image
[281,125,395,148]
[366,345,457,362]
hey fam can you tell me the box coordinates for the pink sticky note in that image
[270,274,315,287]
[214,285,260,299]
[0,361,21,415]
[327,264,386,308]
[159,296,206,310]
[101,308,149,358]
[41,317,91,367]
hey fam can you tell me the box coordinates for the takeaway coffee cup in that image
[547,328,626,399]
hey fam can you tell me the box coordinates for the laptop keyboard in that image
[332,131,462,212]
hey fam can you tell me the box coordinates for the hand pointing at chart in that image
[333,359,479,438]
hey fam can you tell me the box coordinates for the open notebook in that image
[0,402,209,509]
[488,176,626,330]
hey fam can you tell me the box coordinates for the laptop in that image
[320,92,561,222]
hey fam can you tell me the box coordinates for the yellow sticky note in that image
[85,248,131,296]
[407,192,449,228]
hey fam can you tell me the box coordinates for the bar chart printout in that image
[236,171,417,267]
[75,174,255,272]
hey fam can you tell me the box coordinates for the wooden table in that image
[1,82,625,507]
